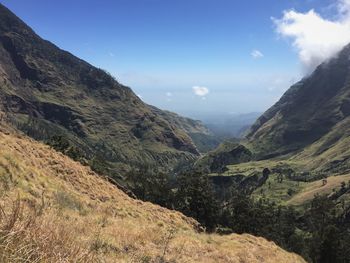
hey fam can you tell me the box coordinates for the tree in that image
[126,166,173,207]
[174,172,219,231]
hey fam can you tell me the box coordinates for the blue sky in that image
[1,0,343,117]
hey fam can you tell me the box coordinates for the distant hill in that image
[0,4,215,180]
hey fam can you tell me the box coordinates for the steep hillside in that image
[0,122,305,262]
[291,115,350,173]
[247,44,350,163]
[0,4,201,180]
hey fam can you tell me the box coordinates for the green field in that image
[209,158,350,208]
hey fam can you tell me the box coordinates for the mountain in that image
[0,4,209,180]
[195,44,350,207]
[247,44,350,171]
[184,44,350,176]
[0,120,305,263]
[150,106,223,153]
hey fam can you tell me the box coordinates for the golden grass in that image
[0,125,306,263]
[287,174,350,206]
[0,198,96,262]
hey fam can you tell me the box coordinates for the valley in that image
[1,1,350,262]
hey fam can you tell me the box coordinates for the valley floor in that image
[212,158,350,208]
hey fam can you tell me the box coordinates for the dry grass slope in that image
[0,124,306,262]
[287,174,350,206]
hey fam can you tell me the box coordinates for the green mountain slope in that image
[195,44,350,208]
[0,4,209,180]
[247,44,350,160]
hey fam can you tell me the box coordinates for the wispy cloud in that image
[273,0,350,73]
[267,77,297,92]
[192,86,209,97]
[251,49,264,59]
[165,92,173,102]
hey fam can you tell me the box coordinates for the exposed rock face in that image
[0,4,204,178]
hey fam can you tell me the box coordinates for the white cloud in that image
[251,49,264,59]
[274,0,350,73]
[339,0,350,16]
[192,86,209,97]
[109,52,115,57]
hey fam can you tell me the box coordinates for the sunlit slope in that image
[286,174,350,206]
[205,156,350,208]
[0,125,305,262]
[291,116,350,173]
